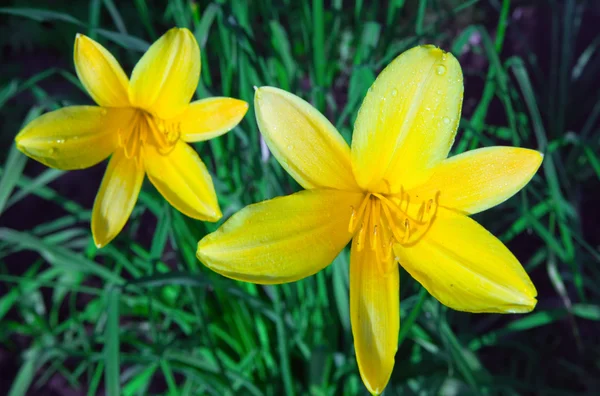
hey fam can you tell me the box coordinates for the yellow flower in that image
[15,28,248,248]
[196,45,542,393]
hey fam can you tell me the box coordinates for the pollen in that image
[349,189,439,269]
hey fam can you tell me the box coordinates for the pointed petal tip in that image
[520,147,544,173]
[91,216,113,250]
[536,150,544,161]
[171,201,221,223]
[203,207,222,223]
[419,43,441,51]
[254,86,267,100]
[167,26,194,41]
[92,231,107,249]
[504,295,537,314]
[241,99,250,111]
[74,33,92,46]
[253,86,284,103]
[190,201,222,223]
[233,98,250,114]
[415,44,453,60]
[254,86,277,98]
[358,362,393,395]
[195,237,211,264]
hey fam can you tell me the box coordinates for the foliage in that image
[0,0,598,394]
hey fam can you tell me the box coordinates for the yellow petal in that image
[394,208,537,313]
[74,34,130,107]
[144,140,220,221]
[15,106,134,170]
[176,97,248,142]
[91,149,144,248]
[255,87,358,191]
[197,189,363,284]
[409,147,543,214]
[350,238,399,395]
[351,45,463,193]
[129,28,200,119]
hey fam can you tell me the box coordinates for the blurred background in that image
[0,0,599,395]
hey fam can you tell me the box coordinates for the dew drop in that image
[391,88,398,97]
[287,144,294,150]
[437,89,443,95]
[442,117,450,125]
[436,65,446,75]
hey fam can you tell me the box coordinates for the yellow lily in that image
[197,45,542,394]
[15,28,248,248]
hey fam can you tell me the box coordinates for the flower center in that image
[348,188,439,266]
[118,110,181,162]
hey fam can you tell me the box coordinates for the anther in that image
[417,202,425,222]
[403,218,410,243]
[348,206,357,233]
[348,193,371,234]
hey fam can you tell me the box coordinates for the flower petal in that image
[144,141,220,221]
[409,147,543,214]
[176,97,248,142]
[394,207,537,313]
[350,238,399,395]
[351,45,463,193]
[15,106,133,170]
[255,87,358,191]
[91,149,144,248]
[129,28,200,119]
[197,189,363,284]
[74,34,130,107]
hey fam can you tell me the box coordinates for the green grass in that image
[0,0,599,394]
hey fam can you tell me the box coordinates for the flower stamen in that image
[349,189,440,267]
[118,110,181,161]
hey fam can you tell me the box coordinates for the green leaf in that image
[8,348,40,396]
[0,7,84,25]
[0,228,123,284]
[105,287,121,396]
[0,145,27,216]
[572,304,600,321]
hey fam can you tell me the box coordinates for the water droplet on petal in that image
[443,117,450,125]
[391,88,398,97]
[287,144,294,150]
[436,65,446,75]
[437,89,443,95]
